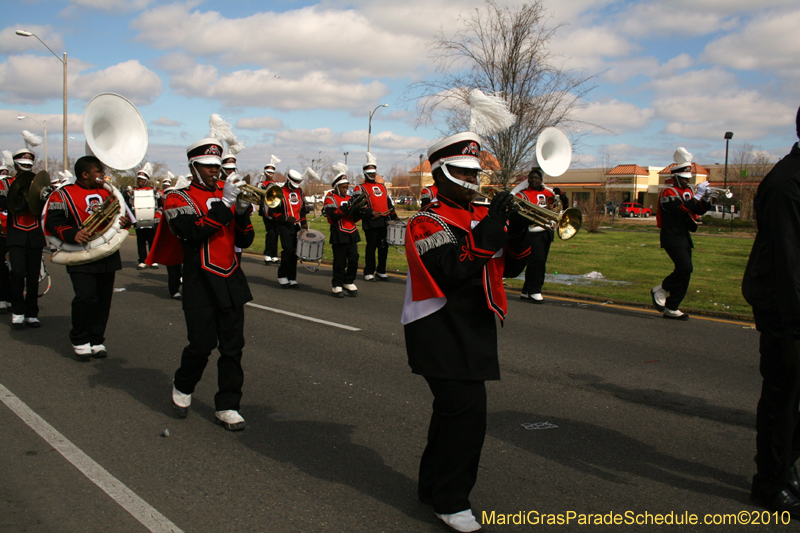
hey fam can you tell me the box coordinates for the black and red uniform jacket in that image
[516,187,555,236]
[147,181,254,310]
[0,179,9,238]
[258,178,276,218]
[402,195,530,381]
[657,181,709,249]
[1,173,46,248]
[273,184,307,230]
[43,182,127,273]
[323,191,361,245]
[353,180,397,230]
[420,184,438,208]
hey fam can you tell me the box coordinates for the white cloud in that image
[66,0,157,11]
[168,64,388,111]
[551,26,636,71]
[132,4,427,79]
[573,99,654,133]
[237,116,285,131]
[153,116,181,127]
[703,8,800,76]
[0,55,162,106]
[274,128,429,151]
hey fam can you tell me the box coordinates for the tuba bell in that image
[46,93,148,266]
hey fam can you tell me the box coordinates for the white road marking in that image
[0,383,183,533]
[246,302,362,331]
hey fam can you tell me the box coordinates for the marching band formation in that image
[2,91,800,531]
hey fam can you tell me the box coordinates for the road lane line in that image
[0,383,183,533]
[246,302,362,331]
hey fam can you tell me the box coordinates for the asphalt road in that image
[0,238,781,532]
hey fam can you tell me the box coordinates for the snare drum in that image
[133,189,156,229]
[386,220,407,247]
[297,229,325,261]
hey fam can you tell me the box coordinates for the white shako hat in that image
[332,162,349,187]
[264,154,280,174]
[163,171,174,186]
[137,162,153,180]
[187,137,224,166]
[285,169,304,187]
[363,152,378,176]
[671,147,693,179]
[0,165,10,177]
[12,149,36,170]
[221,154,237,171]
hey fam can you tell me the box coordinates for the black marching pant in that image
[167,264,182,295]
[277,227,299,281]
[174,305,245,412]
[8,245,42,317]
[363,226,388,276]
[262,217,278,258]
[752,307,800,498]
[0,237,11,303]
[522,230,553,294]
[662,246,693,310]
[331,242,359,288]
[136,226,156,264]
[420,377,487,515]
[69,271,115,346]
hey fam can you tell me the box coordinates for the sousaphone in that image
[47,93,148,265]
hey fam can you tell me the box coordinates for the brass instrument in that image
[239,182,282,209]
[704,186,733,200]
[348,190,369,212]
[81,194,121,237]
[476,186,582,240]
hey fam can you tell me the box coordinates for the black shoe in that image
[333,290,344,298]
[751,488,800,520]
[663,309,690,321]
[172,402,189,418]
[790,466,800,499]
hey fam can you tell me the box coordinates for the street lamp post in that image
[343,152,349,165]
[17,115,47,172]
[367,104,389,153]
[419,154,424,200]
[16,30,67,171]
[723,131,734,190]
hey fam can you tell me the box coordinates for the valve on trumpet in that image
[703,186,733,200]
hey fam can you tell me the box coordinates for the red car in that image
[619,202,652,218]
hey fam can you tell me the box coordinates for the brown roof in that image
[607,164,649,176]
[658,162,710,176]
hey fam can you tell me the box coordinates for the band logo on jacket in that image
[85,194,104,215]
[289,192,301,205]
[368,185,383,197]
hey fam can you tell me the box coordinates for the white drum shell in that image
[133,189,156,229]
[297,229,325,261]
[387,220,407,247]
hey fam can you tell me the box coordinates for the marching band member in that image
[259,155,281,264]
[420,183,438,209]
[220,154,237,179]
[274,168,308,288]
[147,137,254,431]
[354,152,398,281]
[133,163,158,270]
[403,131,530,532]
[651,148,710,320]
[516,168,555,303]
[43,156,131,359]
[2,141,45,330]
[162,174,182,299]
[323,163,360,298]
[0,163,11,313]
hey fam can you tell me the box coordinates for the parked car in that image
[619,202,652,218]
[705,204,740,219]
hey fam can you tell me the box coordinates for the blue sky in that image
[1,0,798,179]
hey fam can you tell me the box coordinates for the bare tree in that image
[407,0,596,185]
[729,143,774,220]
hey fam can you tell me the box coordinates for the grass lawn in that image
[243,212,756,317]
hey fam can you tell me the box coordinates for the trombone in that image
[476,186,582,240]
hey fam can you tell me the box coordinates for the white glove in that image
[694,181,709,201]
[235,198,250,215]
[221,173,244,208]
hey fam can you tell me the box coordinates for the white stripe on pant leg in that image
[0,383,183,533]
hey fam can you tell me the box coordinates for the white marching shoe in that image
[91,344,108,358]
[215,410,246,431]
[72,343,92,360]
[343,283,358,297]
[436,509,482,532]
[651,284,667,312]
[172,385,191,418]
[11,314,25,330]
[663,308,689,321]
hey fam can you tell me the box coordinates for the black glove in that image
[488,191,516,223]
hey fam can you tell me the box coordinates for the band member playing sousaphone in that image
[274,168,308,288]
[354,152,398,281]
[323,163,361,298]
[147,137,254,431]
[2,132,46,330]
[43,156,132,359]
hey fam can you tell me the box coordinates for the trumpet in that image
[703,186,733,200]
[238,182,282,209]
[476,187,582,240]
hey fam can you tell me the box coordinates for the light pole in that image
[723,131,734,190]
[367,103,389,153]
[419,154,424,200]
[16,30,67,172]
[17,115,47,172]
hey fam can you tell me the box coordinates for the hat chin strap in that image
[441,164,480,191]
